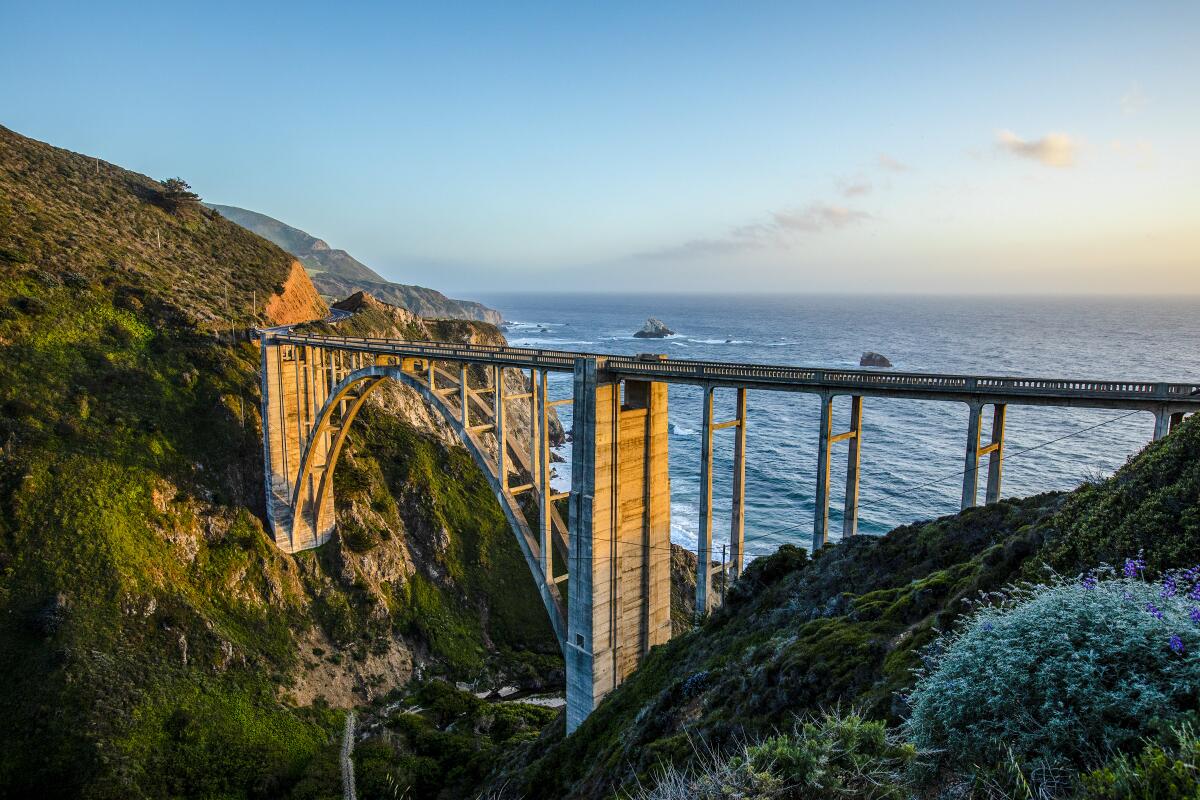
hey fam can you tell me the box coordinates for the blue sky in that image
[2,1,1197,294]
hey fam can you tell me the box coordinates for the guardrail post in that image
[813,392,833,549]
[961,401,983,509]
[695,385,715,618]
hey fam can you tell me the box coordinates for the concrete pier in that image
[567,360,671,731]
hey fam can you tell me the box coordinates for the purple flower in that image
[1081,574,1098,590]
[1123,591,1134,602]
[1191,606,1200,624]
[1124,557,1146,578]
[1190,582,1200,602]
[1162,576,1178,599]
[1147,602,1164,621]
[1169,635,1185,655]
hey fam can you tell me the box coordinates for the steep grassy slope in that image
[209,204,502,323]
[488,415,1200,799]
[0,125,559,798]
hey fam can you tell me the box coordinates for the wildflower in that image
[1169,635,1185,655]
[1123,591,1134,602]
[1161,575,1178,599]
[1081,574,1098,590]
[1146,602,1164,621]
[1191,582,1200,602]
[1124,557,1146,578]
[1191,606,1200,624]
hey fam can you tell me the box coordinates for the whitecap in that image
[669,423,697,436]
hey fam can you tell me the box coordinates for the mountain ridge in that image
[208,204,502,324]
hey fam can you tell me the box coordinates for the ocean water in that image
[477,293,1200,563]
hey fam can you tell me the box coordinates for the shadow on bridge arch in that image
[284,360,568,645]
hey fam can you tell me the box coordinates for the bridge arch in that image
[285,360,567,646]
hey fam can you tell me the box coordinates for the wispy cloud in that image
[641,202,873,260]
[838,179,873,197]
[878,154,910,172]
[996,130,1077,168]
[1120,82,1148,115]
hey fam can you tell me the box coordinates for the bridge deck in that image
[267,332,1200,411]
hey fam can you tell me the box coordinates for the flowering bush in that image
[904,563,1200,779]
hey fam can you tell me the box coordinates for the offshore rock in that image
[633,317,675,338]
[860,351,892,368]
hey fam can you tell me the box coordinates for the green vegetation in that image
[635,710,916,800]
[487,414,1200,799]
[905,575,1200,783]
[0,125,560,798]
[354,680,557,799]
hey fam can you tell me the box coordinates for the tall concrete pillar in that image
[728,387,748,578]
[984,404,1006,504]
[566,359,670,733]
[961,402,983,510]
[813,392,833,549]
[843,396,863,537]
[695,385,715,617]
[260,338,335,553]
[1153,407,1171,441]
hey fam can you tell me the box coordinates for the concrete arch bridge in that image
[259,331,1200,731]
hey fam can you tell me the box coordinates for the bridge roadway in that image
[261,329,1199,733]
[269,331,1200,412]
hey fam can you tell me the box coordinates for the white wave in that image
[669,423,697,436]
[688,338,752,345]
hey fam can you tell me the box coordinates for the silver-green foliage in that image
[904,573,1200,775]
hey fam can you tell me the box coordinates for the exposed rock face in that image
[633,317,675,338]
[860,351,892,368]
[265,261,328,325]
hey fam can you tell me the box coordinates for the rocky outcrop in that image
[633,317,675,338]
[860,351,892,368]
[265,260,328,325]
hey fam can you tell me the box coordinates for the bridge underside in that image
[260,338,674,731]
[261,331,1200,733]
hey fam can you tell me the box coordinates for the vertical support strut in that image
[728,387,748,579]
[494,365,506,490]
[984,403,1006,504]
[1153,407,1171,441]
[813,392,833,549]
[460,364,469,426]
[695,385,715,618]
[537,369,551,583]
[961,402,983,509]
[843,395,863,537]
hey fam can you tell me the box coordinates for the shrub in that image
[637,710,915,799]
[1078,723,1200,799]
[904,566,1200,782]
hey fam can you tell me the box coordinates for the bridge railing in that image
[265,332,1200,405]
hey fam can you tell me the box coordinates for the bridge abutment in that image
[567,359,672,732]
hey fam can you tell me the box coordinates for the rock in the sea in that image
[633,317,675,338]
[860,351,892,368]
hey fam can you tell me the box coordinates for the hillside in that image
[208,204,502,324]
[0,125,558,798]
[483,414,1200,799]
